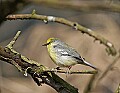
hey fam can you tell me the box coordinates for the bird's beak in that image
[42,42,50,46]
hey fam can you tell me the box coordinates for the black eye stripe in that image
[42,42,51,46]
[48,42,51,45]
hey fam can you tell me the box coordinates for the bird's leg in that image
[68,66,72,70]
[65,66,72,78]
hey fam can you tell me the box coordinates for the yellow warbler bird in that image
[42,38,97,70]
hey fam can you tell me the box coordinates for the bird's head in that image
[42,38,58,46]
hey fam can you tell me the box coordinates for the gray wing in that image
[53,44,84,62]
[53,43,97,70]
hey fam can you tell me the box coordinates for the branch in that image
[47,69,98,74]
[0,56,22,72]
[6,30,21,48]
[115,83,120,93]
[6,12,117,56]
[98,50,120,81]
[30,0,120,13]
[0,31,97,93]
[84,74,98,93]
[83,50,120,93]
[0,0,29,24]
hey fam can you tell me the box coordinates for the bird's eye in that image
[53,45,57,48]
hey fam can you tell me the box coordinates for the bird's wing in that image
[53,44,97,70]
[53,44,84,62]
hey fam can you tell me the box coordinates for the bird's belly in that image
[49,50,77,67]
[56,56,77,67]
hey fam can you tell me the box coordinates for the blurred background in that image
[0,0,120,93]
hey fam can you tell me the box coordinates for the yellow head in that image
[47,38,56,44]
[42,38,58,46]
[42,38,58,52]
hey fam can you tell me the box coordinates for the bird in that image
[42,38,97,70]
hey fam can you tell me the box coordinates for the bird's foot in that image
[50,67,62,74]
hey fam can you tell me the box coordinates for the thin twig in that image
[98,50,120,81]
[6,12,117,56]
[84,74,98,93]
[46,69,98,74]
[6,31,21,48]
[115,83,120,93]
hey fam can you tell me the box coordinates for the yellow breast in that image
[47,44,57,65]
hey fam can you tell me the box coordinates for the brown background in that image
[0,0,120,93]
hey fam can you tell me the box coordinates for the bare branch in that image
[46,69,98,74]
[6,31,21,48]
[84,74,98,93]
[0,56,22,72]
[6,12,117,56]
[0,0,29,24]
[98,50,120,81]
[115,83,120,93]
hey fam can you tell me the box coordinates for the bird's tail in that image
[83,60,98,70]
